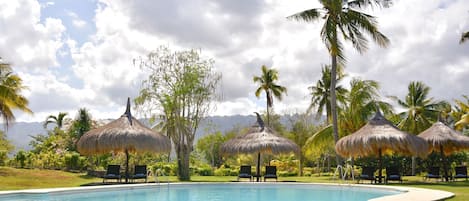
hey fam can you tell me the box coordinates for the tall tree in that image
[69,108,93,141]
[288,0,390,165]
[43,112,68,129]
[135,46,221,181]
[390,81,448,175]
[0,130,14,165]
[460,31,469,44]
[340,78,392,135]
[0,58,32,128]
[453,95,469,132]
[307,65,347,124]
[253,65,287,126]
[391,81,446,135]
[286,113,316,176]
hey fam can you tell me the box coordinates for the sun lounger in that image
[131,165,148,182]
[103,165,121,183]
[425,166,442,181]
[358,166,376,184]
[238,165,252,181]
[264,166,278,182]
[385,166,402,183]
[453,166,468,181]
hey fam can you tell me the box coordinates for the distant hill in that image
[3,114,324,152]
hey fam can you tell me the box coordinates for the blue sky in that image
[0,0,468,123]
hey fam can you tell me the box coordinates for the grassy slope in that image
[1,167,467,200]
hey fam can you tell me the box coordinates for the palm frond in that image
[348,0,393,9]
[287,8,321,22]
[460,31,469,44]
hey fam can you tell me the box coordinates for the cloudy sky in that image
[0,0,468,122]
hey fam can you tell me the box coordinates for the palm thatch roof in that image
[77,99,171,155]
[418,121,469,156]
[335,111,428,158]
[220,126,300,155]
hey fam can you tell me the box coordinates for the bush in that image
[214,167,232,176]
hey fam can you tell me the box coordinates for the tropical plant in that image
[307,65,347,124]
[0,130,14,165]
[68,108,94,151]
[390,81,447,135]
[390,81,448,175]
[135,46,221,181]
[253,65,287,126]
[453,95,469,132]
[0,58,32,128]
[340,78,392,135]
[288,0,390,165]
[460,31,469,44]
[285,113,317,176]
[305,78,391,163]
[196,131,235,168]
[43,112,68,129]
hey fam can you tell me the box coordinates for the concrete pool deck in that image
[0,182,454,201]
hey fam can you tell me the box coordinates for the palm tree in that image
[0,58,32,128]
[390,81,448,175]
[391,81,446,135]
[453,95,469,132]
[308,65,347,124]
[460,31,469,44]
[253,65,287,126]
[43,112,68,129]
[288,0,390,165]
[340,78,392,135]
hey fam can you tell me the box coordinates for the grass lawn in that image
[1,167,467,200]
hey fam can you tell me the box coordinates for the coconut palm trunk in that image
[330,55,342,166]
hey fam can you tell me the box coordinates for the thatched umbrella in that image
[221,112,300,182]
[418,121,469,181]
[77,98,171,183]
[335,111,428,183]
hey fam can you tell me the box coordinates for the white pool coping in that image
[0,182,454,201]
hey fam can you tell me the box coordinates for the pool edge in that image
[0,182,454,201]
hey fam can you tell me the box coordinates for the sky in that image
[0,0,468,123]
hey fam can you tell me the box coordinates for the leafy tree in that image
[307,65,347,124]
[288,0,390,166]
[15,150,27,168]
[453,96,469,133]
[460,31,469,44]
[390,81,448,175]
[135,46,221,181]
[68,108,94,151]
[340,78,392,135]
[253,65,287,126]
[196,131,235,168]
[391,81,446,135]
[285,113,316,176]
[0,130,14,165]
[43,112,68,129]
[0,58,32,128]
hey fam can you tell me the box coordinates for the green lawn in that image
[1,167,467,200]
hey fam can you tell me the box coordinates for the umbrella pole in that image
[257,152,261,182]
[378,149,383,184]
[440,145,449,182]
[125,149,129,183]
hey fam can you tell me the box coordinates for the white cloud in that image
[67,10,87,28]
[0,0,65,71]
[3,0,469,123]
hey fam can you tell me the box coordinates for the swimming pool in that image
[0,183,403,201]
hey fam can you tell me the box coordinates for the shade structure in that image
[221,112,300,181]
[335,111,428,183]
[418,121,469,181]
[77,98,171,182]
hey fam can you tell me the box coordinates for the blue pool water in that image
[0,183,401,201]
